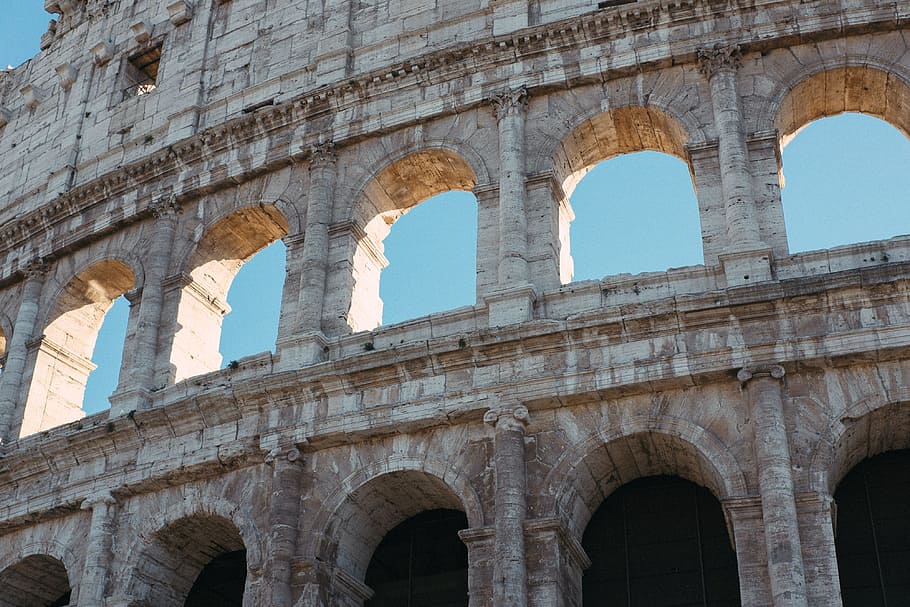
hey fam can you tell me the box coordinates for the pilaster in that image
[0,260,47,443]
[484,401,530,606]
[77,491,118,607]
[738,364,808,607]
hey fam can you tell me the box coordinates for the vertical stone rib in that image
[491,87,530,287]
[111,197,178,415]
[485,403,530,606]
[78,492,117,607]
[739,365,808,607]
[0,261,47,443]
[699,46,763,250]
[266,444,303,607]
[296,143,337,333]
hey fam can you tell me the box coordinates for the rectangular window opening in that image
[122,43,162,100]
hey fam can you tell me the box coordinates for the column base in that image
[275,332,330,371]
[719,248,773,288]
[484,285,536,327]
[108,386,153,417]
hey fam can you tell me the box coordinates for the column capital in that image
[489,86,529,120]
[737,363,785,383]
[264,444,303,465]
[697,44,741,77]
[149,193,180,219]
[81,490,117,510]
[309,142,337,168]
[484,402,529,431]
[22,258,49,280]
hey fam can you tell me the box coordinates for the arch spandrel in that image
[543,415,749,540]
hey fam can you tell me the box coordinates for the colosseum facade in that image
[1,0,909,605]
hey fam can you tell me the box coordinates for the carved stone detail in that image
[697,44,742,77]
[490,86,529,120]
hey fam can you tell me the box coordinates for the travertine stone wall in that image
[2,0,910,605]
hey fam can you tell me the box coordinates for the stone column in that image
[110,197,178,415]
[491,87,530,289]
[484,403,530,606]
[265,443,304,607]
[294,144,336,353]
[0,260,47,443]
[78,491,118,607]
[698,45,762,250]
[738,364,808,607]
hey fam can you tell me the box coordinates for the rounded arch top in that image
[773,64,910,147]
[547,104,692,199]
[0,542,76,607]
[308,454,483,581]
[182,203,289,302]
[545,415,749,539]
[808,397,910,495]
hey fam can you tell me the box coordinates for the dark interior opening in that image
[183,549,247,607]
[48,591,71,607]
[365,508,469,607]
[582,475,741,607]
[834,449,910,606]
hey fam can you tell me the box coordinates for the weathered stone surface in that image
[0,0,909,605]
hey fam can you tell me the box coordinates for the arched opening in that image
[582,475,740,607]
[554,106,701,282]
[379,192,477,325]
[20,259,134,437]
[780,113,910,252]
[776,66,910,253]
[365,508,469,606]
[129,514,247,606]
[219,239,287,366]
[570,152,702,279]
[83,295,129,415]
[339,149,478,331]
[324,469,472,598]
[167,205,288,383]
[0,554,72,607]
[834,449,910,605]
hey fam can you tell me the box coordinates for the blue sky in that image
[3,7,910,414]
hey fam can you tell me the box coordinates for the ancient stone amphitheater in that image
[1,0,909,605]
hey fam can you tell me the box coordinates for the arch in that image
[545,415,748,539]
[0,554,72,607]
[126,513,250,606]
[773,65,910,148]
[19,258,136,437]
[551,105,691,199]
[334,147,479,331]
[808,396,910,496]
[125,495,265,576]
[309,455,484,583]
[166,204,288,382]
